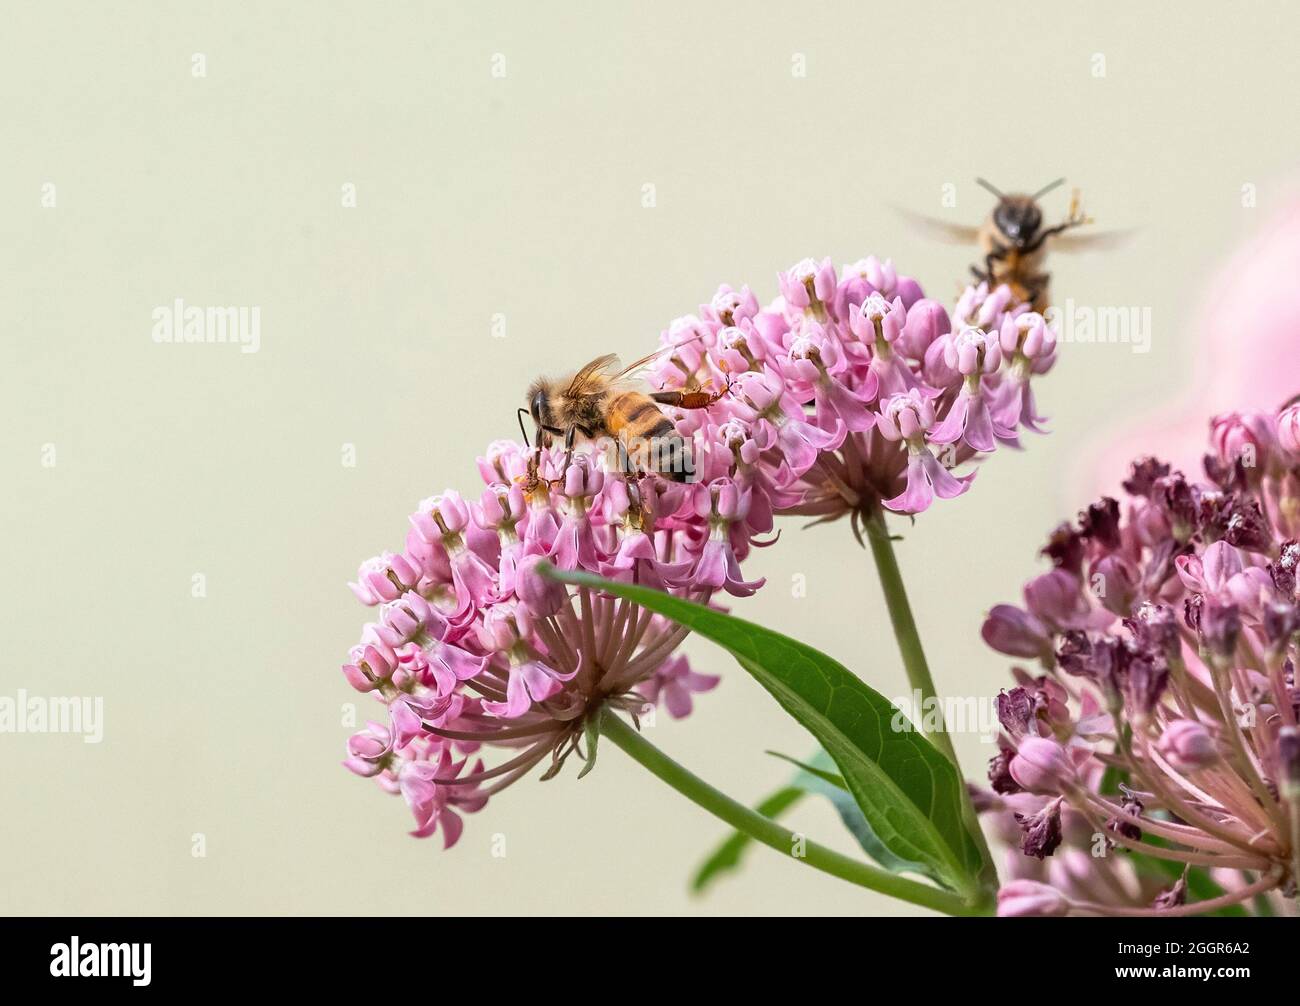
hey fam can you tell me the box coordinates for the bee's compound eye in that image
[1023,206,1042,238]
[994,203,1019,238]
[531,390,547,422]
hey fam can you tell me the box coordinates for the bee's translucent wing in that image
[1053,228,1135,253]
[566,354,622,396]
[612,331,709,379]
[893,205,981,245]
[565,333,710,398]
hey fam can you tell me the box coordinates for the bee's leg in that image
[1025,201,1090,254]
[619,440,639,479]
[1024,272,1051,312]
[1022,223,1072,254]
[560,425,578,475]
[556,425,602,485]
[625,472,644,515]
[983,242,1011,285]
[652,383,729,410]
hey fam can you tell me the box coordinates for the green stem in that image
[862,504,998,889]
[598,709,989,915]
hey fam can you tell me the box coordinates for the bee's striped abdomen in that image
[605,391,662,437]
[606,391,693,481]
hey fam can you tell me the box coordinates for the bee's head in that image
[522,379,548,423]
[978,177,1063,248]
[524,379,552,443]
[993,197,1043,247]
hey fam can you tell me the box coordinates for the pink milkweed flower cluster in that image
[647,258,1058,537]
[981,402,1300,916]
[339,255,1063,846]
[341,436,763,845]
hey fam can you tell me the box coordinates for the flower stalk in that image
[862,504,954,759]
[862,502,998,891]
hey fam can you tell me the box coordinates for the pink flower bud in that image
[1090,554,1139,616]
[477,605,520,652]
[1157,719,1217,772]
[1023,569,1087,627]
[898,298,950,357]
[981,605,1051,660]
[844,255,897,293]
[515,555,567,617]
[1009,737,1074,794]
[1278,727,1300,798]
[1278,404,1300,460]
[1210,410,1277,476]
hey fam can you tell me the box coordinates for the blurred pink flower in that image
[1081,198,1300,495]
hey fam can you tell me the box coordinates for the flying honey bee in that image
[901,178,1128,312]
[519,342,727,488]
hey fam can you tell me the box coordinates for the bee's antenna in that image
[975,177,1005,199]
[517,407,531,444]
[1032,177,1067,199]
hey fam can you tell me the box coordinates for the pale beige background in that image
[4,1,1299,916]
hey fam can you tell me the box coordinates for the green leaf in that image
[691,749,939,894]
[545,567,986,895]
[689,786,805,894]
[770,750,942,881]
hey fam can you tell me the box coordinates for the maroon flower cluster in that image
[983,403,1300,916]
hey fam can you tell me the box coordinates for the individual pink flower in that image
[396,745,488,847]
[778,256,838,317]
[928,327,1016,452]
[637,654,721,719]
[875,391,974,513]
[348,551,423,605]
[991,312,1056,433]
